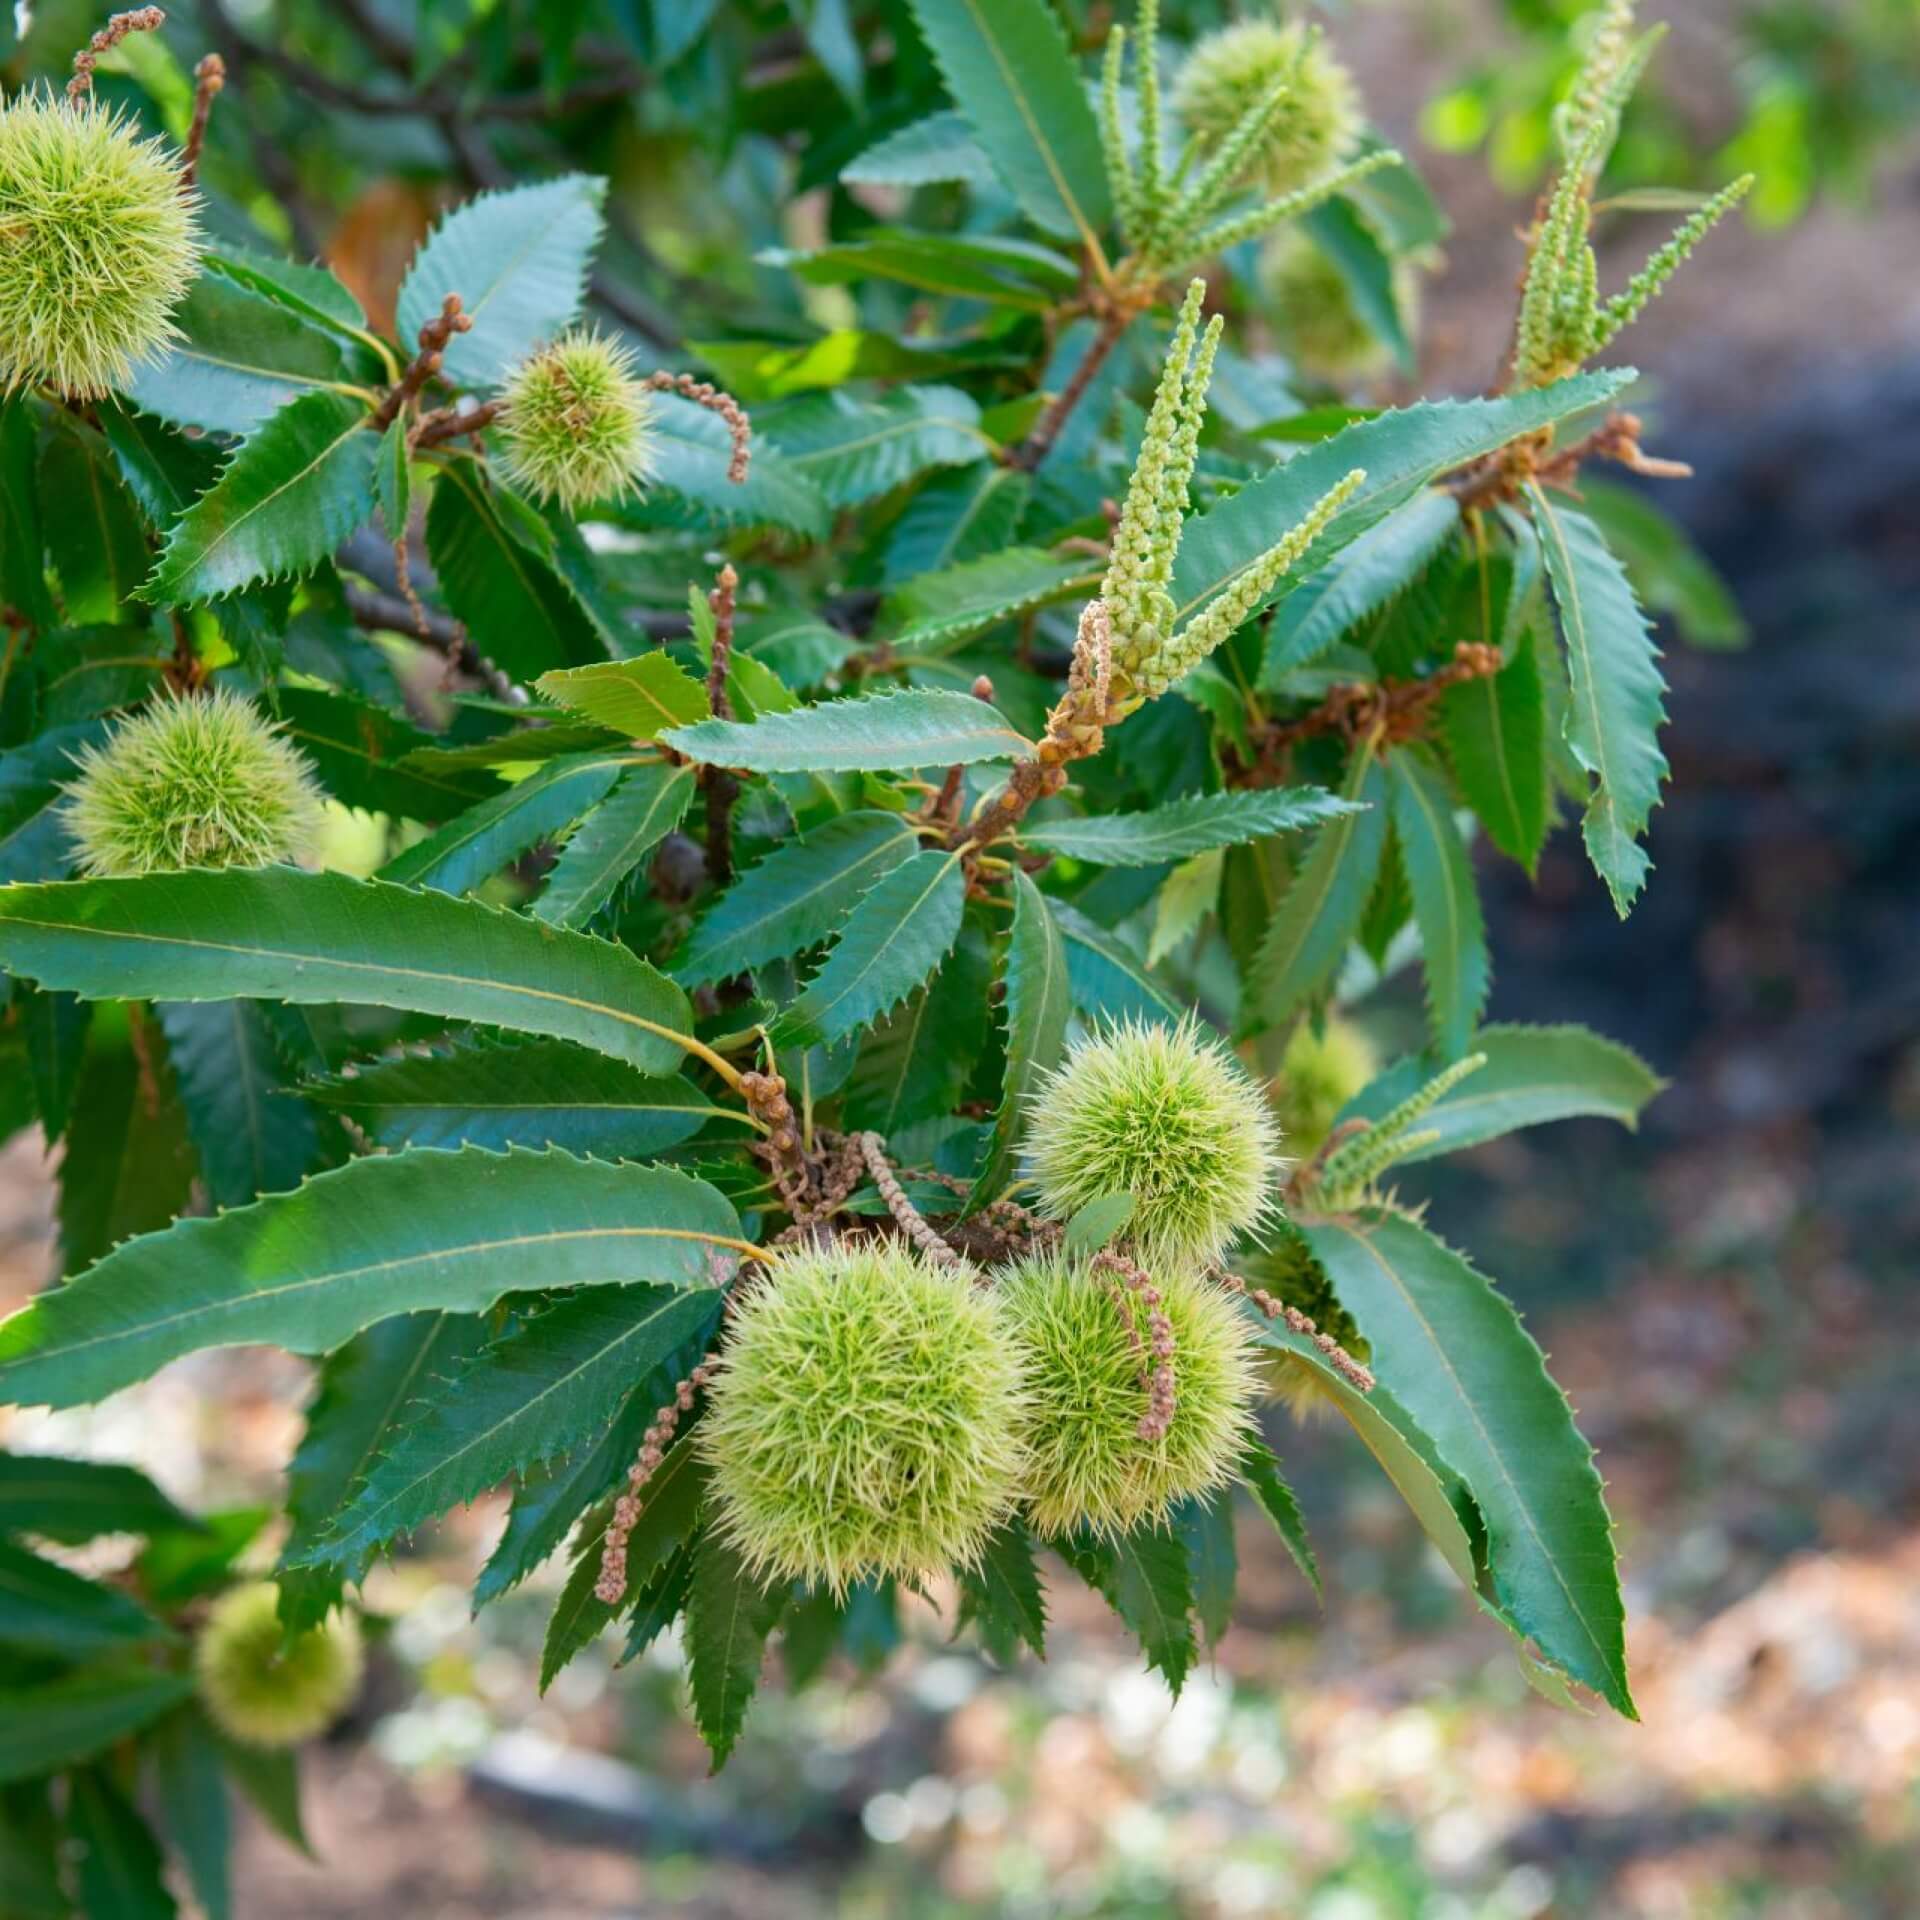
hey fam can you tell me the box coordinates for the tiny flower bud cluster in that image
[1511,5,1751,390]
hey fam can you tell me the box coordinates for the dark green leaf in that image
[765,232,1075,310]
[0,1667,195,1785]
[671,688,1027,775]
[121,274,360,436]
[1335,1021,1664,1162]
[0,1453,200,1543]
[1053,902,1182,1024]
[886,549,1096,652]
[540,1439,706,1689]
[157,999,323,1207]
[277,1310,489,1630]
[675,810,921,984]
[1027,787,1359,867]
[1240,1440,1320,1599]
[0,1539,171,1654]
[39,427,148,624]
[1244,1311,1482,1595]
[273,686,494,821]
[1059,1525,1197,1694]
[396,176,607,389]
[1263,491,1460,685]
[646,393,830,538]
[759,385,989,506]
[425,465,599,681]
[379,751,634,897]
[55,1040,196,1278]
[770,848,967,1049]
[205,249,369,336]
[1441,626,1549,875]
[1249,749,1390,1025]
[684,1525,786,1769]
[0,1146,744,1410]
[842,110,998,189]
[1529,486,1668,917]
[1385,752,1490,1059]
[843,919,992,1133]
[885,465,1031,581]
[1169,374,1632,635]
[66,1769,176,1920]
[903,0,1111,242]
[535,656,710,738]
[0,1778,67,1920]
[306,1034,731,1158]
[955,1520,1047,1665]
[149,1708,231,1920]
[0,400,55,631]
[1173,1485,1237,1646]
[477,1303,720,1611]
[19,984,93,1138]
[313,1284,724,1567]
[211,1737,306,1855]
[534,762,697,926]
[969,869,1070,1201]
[1,724,101,887]
[0,868,698,1074]
[142,392,377,604]
[1303,1212,1634,1715]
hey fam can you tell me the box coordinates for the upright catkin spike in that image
[1100,27,1139,245]
[1102,280,1208,689]
[1151,468,1366,695]
[1318,1051,1487,1196]
[1513,118,1607,386]
[1190,146,1402,260]
[1135,0,1165,214]
[1554,0,1638,161]
[1589,175,1755,350]
[1157,66,1301,247]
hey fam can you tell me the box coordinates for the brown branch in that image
[180,52,224,187]
[410,400,499,450]
[1008,305,1132,473]
[953,599,1115,855]
[68,7,165,101]
[372,294,472,432]
[1234,640,1503,785]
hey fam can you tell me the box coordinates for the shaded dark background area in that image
[2,2,1917,1915]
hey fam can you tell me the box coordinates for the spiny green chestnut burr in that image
[1173,19,1364,196]
[0,91,202,399]
[195,1583,364,1749]
[495,328,658,513]
[1273,1013,1380,1150]
[1024,1018,1284,1269]
[1259,229,1416,384]
[699,1243,1027,1594]
[62,687,328,878]
[998,1249,1260,1539]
